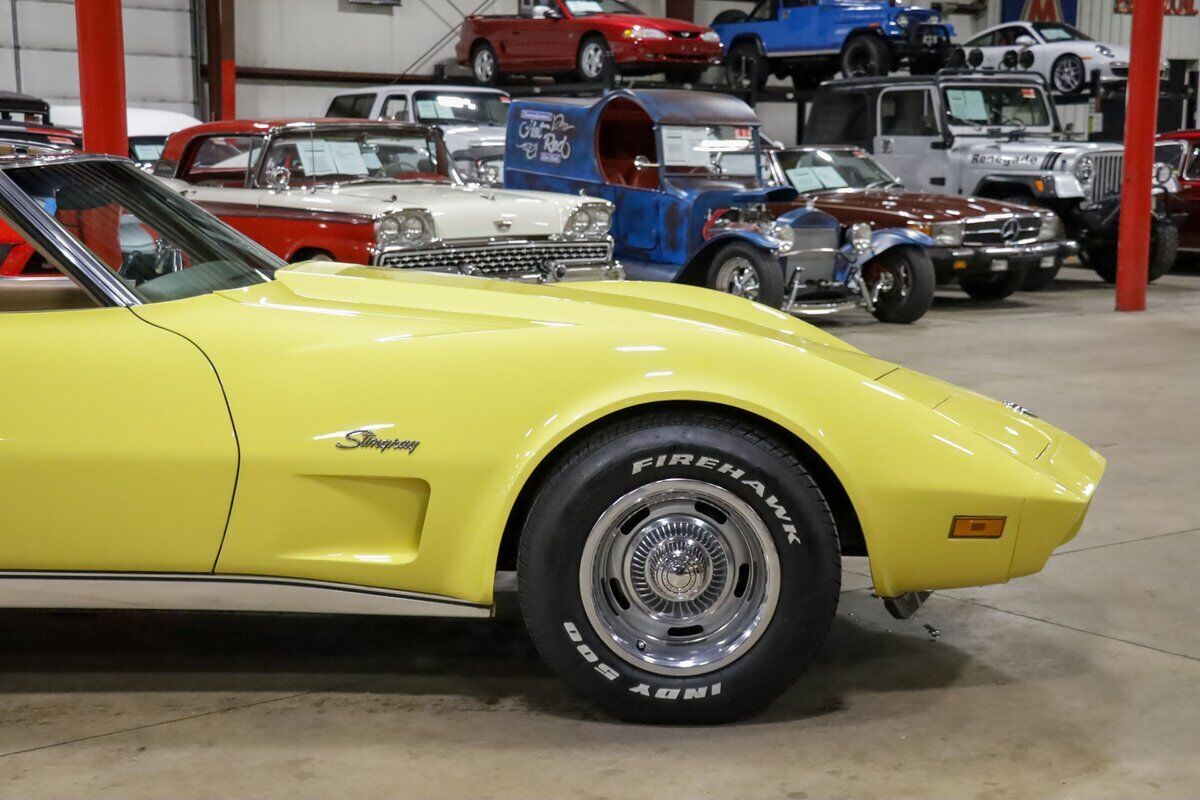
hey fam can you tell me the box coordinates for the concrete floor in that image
[2,266,1199,799]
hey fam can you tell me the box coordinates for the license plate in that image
[1040,256,1056,268]
[991,258,1009,272]
[923,34,941,46]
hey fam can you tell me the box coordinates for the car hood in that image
[216,261,884,371]
[588,13,710,33]
[260,182,594,240]
[811,189,1039,222]
[959,138,1123,165]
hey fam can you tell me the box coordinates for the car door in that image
[0,201,238,574]
[873,87,945,192]
[777,0,825,51]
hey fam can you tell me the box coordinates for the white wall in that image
[0,0,196,114]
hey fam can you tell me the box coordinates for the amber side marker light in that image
[949,516,1006,539]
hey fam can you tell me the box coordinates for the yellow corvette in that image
[0,155,1103,724]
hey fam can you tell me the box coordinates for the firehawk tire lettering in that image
[632,454,802,545]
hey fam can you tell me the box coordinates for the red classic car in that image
[457,0,723,85]
[156,118,619,282]
[0,133,80,278]
[1157,131,1200,260]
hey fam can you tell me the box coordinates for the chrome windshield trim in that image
[0,163,141,307]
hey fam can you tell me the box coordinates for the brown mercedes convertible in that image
[764,145,1077,301]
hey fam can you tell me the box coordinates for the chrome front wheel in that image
[580,479,781,676]
[713,256,762,301]
[473,45,497,85]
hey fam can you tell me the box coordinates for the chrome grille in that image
[1089,153,1123,203]
[962,214,1042,246]
[377,240,612,278]
[789,227,840,281]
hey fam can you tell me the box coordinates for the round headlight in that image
[588,206,613,235]
[1075,156,1094,182]
[1154,162,1174,186]
[400,214,427,242]
[849,221,872,252]
[566,208,592,238]
[895,12,910,26]
[378,216,402,244]
[767,222,796,249]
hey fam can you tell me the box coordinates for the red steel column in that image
[74,0,128,156]
[1114,0,1166,311]
[206,0,236,120]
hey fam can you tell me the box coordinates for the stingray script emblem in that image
[336,430,420,454]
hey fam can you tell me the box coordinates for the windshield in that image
[261,128,450,187]
[943,85,1051,129]
[661,125,761,180]
[3,158,278,303]
[564,0,644,16]
[776,148,895,192]
[412,91,510,127]
[1034,23,1091,41]
[129,136,166,165]
[1155,141,1186,170]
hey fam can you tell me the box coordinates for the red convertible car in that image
[1157,131,1200,260]
[456,0,723,85]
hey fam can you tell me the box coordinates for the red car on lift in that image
[1157,131,1200,261]
[457,0,723,85]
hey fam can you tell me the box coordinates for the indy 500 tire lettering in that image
[518,411,841,724]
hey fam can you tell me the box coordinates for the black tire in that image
[665,68,705,85]
[840,35,891,78]
[959,265,1027,301]
[1050,53,1086,95]
[1085,222,1178,283]
[517,411,841,724]
[577,36,613,83]
[725,40,768,91]
[705,241,785,308]
[712,9,748,25]
[471,42,501,86]
[1020,263,1060,291]
[863,245,935,323]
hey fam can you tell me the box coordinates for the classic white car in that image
[960,21,1140,95]
[325,85,509,184]
[156,118,619,283]
[52,105,202,167]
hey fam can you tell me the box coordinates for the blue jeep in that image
[712,0,957,90]
[504,89,935,323]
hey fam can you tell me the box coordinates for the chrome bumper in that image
[943,240,1078,262]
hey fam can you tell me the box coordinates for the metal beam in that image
[1114,0,1165,311]
[74,0,128,156]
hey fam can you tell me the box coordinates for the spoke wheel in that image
[714,256,762,301]
[578,39,611,82]
[1051,54,1085,94]
[472,44,497,85]
[861,245,935,324]
[580,479,781,676]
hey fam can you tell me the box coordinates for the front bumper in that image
[931,240,1078,281]
[869,368,1105,597]
[610,38,723,68]
[892,23,955,62]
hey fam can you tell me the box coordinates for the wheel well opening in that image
[470,38,491,56]
[288,247,334,264]
[494,400,867,573]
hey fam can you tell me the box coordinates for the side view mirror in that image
[1015,34,1036,46]
[265,165,291,191]
[532,4,559,18]
[633,155,660,170]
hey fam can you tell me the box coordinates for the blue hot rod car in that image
[712,0,957,90]
[504,89,936,324]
